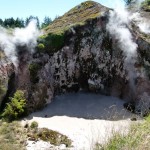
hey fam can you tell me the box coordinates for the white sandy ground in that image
[21,92,141,150]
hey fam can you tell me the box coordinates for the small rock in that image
[123,102,135,113]
[24,123,29,128]
[131,118,137,121]
[28,137,36,141]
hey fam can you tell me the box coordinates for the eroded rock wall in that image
[1,9,150,116]
[0,58,15,109]
[26,16,130,111]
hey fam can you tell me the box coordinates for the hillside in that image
[44,1,109,35]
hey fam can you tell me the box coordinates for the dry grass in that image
[0,120,26,150]
[44,1,109,35]
[95,115,150,150]
[0,120,72,149]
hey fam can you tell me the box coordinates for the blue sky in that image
[0,0,121,22]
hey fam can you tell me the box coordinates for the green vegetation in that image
[0,85,6,95]
[38,33,65,53]
[30,121,38,129]
[141,0,150,11]
[37,43,45,50]
[37,43,45,53]
[2,90,27,122]
[44,1,103,35]
[0,121,26,150]
[39,1,106,53]
[29,63,42,83]
[95,115,150,150]
[41,16,52,28]
[0,15,52,29]
[0,119,72,149]
[28,127,72,147]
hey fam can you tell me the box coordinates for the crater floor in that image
[23,92,141,150]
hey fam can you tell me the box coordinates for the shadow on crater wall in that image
[29,92,139,120]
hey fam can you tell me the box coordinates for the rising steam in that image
[0,20,40,67]
[106,1,138,92]
[106,0,150,95]
[131,12,150,34]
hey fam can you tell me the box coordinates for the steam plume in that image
[131,12,150,34]
[106,0,138,92]
[0,20,40,67]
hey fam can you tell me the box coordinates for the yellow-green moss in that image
[38,33,65,53]
[28,128,72,147]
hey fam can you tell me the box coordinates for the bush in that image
[34,128,72,147]
[30,121,38,129]
[141,0,150,11]
[2,90,27,121]
[37,43,45,53]
[38,33,65,54]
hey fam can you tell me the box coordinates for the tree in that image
[2,17,25,28]
[3,17,16,28]
[41,16,52,28]
[2,90,27,121]
[0,19,3,26]
[15,18,25,27]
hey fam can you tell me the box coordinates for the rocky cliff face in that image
[0,1,150,115]
[0,53,15,109]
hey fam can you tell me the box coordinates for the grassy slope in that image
[95,115,150,150]
[0,120,72,149]
[44,0,109,35]
[38,1,109,54]
[0,121,26,150]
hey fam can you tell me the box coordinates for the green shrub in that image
[38,33,65,54]
[141,0,150,11]
[2,90,27,121]
[29,63,42,83]
[36,128,72,147]
[37,43,45,53]
[30,121,38,129]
